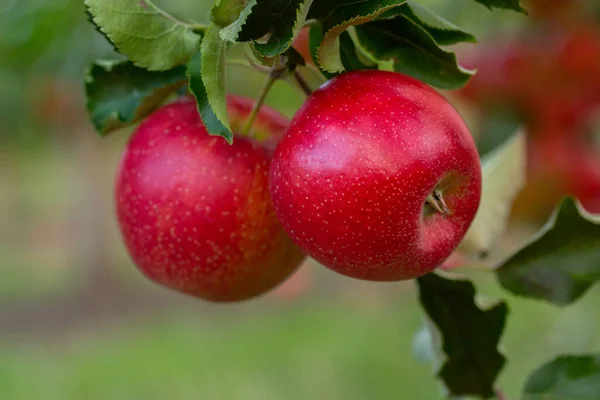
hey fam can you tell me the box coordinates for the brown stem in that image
[293,70,313,96]
[426,190,451,215]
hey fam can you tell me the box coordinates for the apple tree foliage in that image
[84,0,600,398]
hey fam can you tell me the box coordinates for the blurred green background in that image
[1,1,599,399]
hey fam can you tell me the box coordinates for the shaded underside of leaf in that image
[523,354,600,400]
[221,0,310,47]
[85,0,200,71]
[496,198,600,306]
[85,60,186,135]
[338,31,377,72]
[317,0,406,73]
[417,273,507,398]
[473,0,527,13]
[354,16,474,89]
[378,1,476,46]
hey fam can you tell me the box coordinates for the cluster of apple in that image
[458,13,600,215]
[115,71,482,302]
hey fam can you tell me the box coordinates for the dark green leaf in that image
[417,273,508,399]
[187,26,233,143]
[339,31,377,72]
[523,354,600,400]
[219,0,262,41]
[253,0,314,58]
[284,46,306,71]
[496,198,600,306]
[220,0,313,58]
[379,1,476,46]
[473,0,527,13]
[85,60,186,135]
[316,0,406,73]
[355,16,474,89]
[85,0,201,71]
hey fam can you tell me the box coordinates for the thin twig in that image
[243,58,285,136]
[293,70,313,96]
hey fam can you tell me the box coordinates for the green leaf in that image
[417,273,507,399]
[316,0,406,73]
[85,0,201,71]
[496,198,600,306]
[212,0,246,27]
[473,0,527,13]
[523,355,600,400]
[85,8,118,51]
[379,1,476,46]
[354,16,474,89]
[308,24,335,79]
[220,0,313,58]
[459,129,527,257]
[338,31,377,72]
[219,0,261,42]
[308,24,375,77]
[187,25,232,143]
[84,60,186,135]
[254,0,314,58]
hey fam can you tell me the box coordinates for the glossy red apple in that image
[116,95,305,302]
[269,70,482,281]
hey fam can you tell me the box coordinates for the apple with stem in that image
[269,70,482,281]
[116,95,305,302]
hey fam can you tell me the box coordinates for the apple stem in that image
[243,58,286,137]
[293,70,313,96]
[426,190,451,215]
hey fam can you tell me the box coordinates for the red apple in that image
[116,95,306,302]
[269,71,482,281]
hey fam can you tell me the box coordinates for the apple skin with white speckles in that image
[269,70,481,281]
[116,96,306,302]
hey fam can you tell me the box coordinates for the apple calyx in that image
[426,190,451,216]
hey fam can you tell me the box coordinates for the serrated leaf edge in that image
[219,0,258,42]
[253,0,315,58]
[495,198,600,270]
[355,15,476,87]
[403,2,477,45]
[317,2,406,73]
[84,0,200,71]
